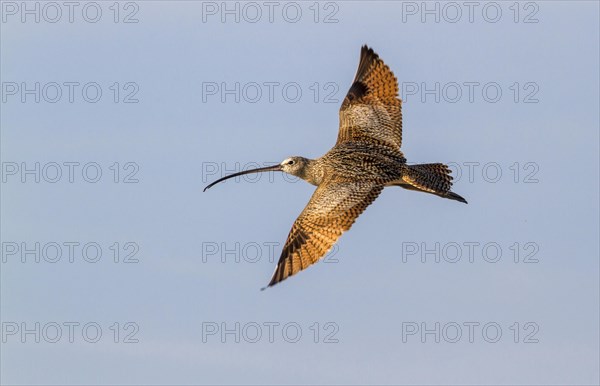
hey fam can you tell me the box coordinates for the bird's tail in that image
[392,163,467,204]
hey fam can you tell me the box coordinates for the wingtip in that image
[361,44,375,55]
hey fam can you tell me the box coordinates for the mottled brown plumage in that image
[204,45,467,289]
[338,47,403,150]
[267,181,383,286]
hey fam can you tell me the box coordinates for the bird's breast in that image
[319,145,405,183]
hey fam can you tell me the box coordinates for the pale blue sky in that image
[1,1,599,385]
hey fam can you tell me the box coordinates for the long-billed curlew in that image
[204,45,467,289]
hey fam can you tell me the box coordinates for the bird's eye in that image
[287,160,294,165]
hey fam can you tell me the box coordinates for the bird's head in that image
[279,156,310,177]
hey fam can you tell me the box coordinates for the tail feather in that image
[394,163,467,204]
[444,191,468,204]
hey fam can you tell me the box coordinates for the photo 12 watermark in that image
[445,161,540,184]
[201,321,339,343]
[2,321,140,343]
[201,241,339,264]
[1,82,140,104]
[2,241,140,264]
[401,321,540,343]
[200,1,340,24]
[401,81,539,104]
[400,241,540,264]
[398,2,540,24]
[1,162,140,184]
[201,81,340,104]
[1,1,140,24]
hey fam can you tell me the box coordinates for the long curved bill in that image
[203,164,282,192]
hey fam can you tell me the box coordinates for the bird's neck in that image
[297,158,323,186]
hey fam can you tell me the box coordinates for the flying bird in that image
[204,45,467,289]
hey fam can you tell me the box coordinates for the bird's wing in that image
[337,45,403,150]
[265,180,383,288]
